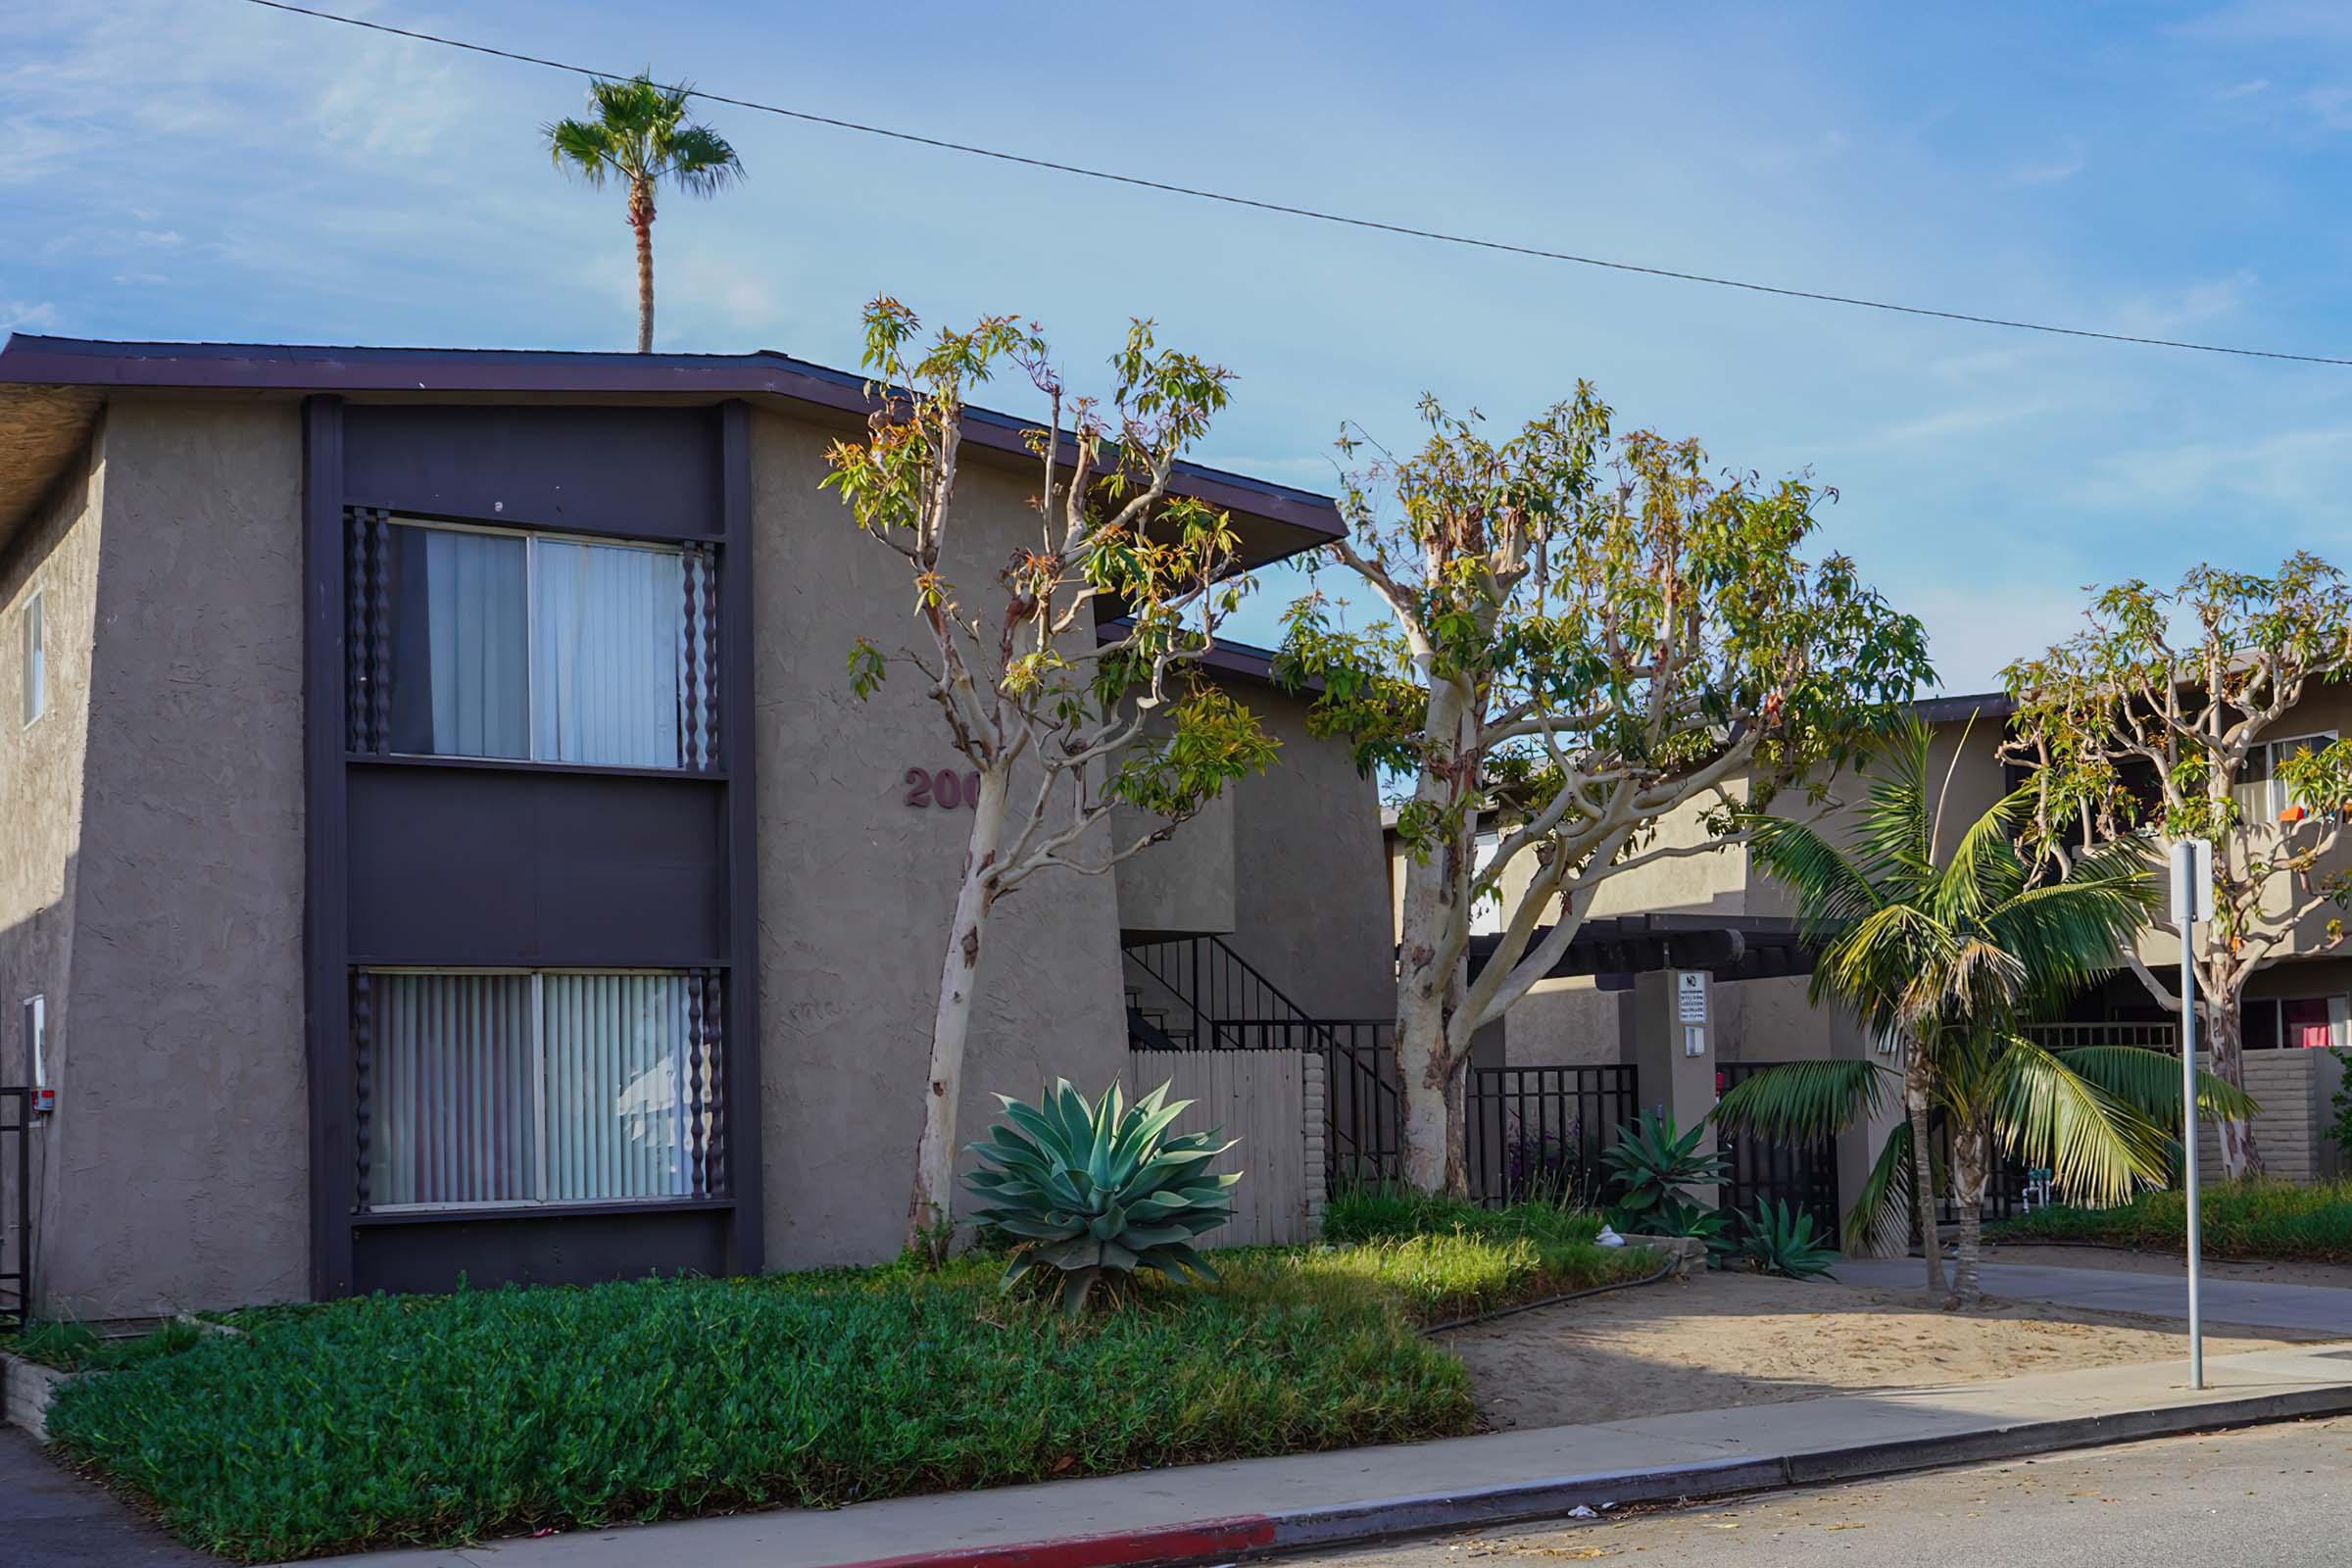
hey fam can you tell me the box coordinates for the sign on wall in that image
[1677,970,1708,1024]
[905,767,984,810]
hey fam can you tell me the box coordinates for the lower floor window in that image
[361,969,721,1210]
[2241,994,2347,1052]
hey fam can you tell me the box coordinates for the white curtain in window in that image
[422,529,529,758]
[533,541,683,768]
[372,973,537,1205]
[542,972,696,1200]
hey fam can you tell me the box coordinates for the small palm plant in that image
[544,73,744,353]
[964,1079,1239,1316]
[1715,719,2254,1305]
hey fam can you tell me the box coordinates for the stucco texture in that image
[2,400,309,1318]
[1216,685,1394,1021]
[748,411,1129,1269]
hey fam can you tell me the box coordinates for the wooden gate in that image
[1127,1049,1318,1248]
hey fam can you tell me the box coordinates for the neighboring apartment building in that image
[1408,696,2350,1235]
[0,335,1391,1320]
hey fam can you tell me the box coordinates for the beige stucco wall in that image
[26,400,310,1318]
[1112,784,1237,938]
[0,426,102,1317]
[1218,685,1393,1021]
[749,411,1130,1269]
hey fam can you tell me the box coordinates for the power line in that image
[245,0,2352,368]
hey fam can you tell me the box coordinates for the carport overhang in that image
[1467,912,1818,990]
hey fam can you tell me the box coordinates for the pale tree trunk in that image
[1396,981,1451,1192]
[1949,1119,1988,1307]
[1394,684,1473,1194]
[1905,1056,1948,1301]
[629,177,657,354]
[2199,993,2261,1180]
[1442,1052,1470,1199]
[906,769,1010,1253]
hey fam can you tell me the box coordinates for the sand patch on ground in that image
[1445,1267,2325,1430]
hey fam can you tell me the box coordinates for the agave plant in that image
[964,1078,1240,1315]
[1601,1107,1729,1241]
[1737,1199,1838,1280]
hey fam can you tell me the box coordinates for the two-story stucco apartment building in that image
[0,335,1396,1321]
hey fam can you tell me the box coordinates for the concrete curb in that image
[819,1382,2352,1568]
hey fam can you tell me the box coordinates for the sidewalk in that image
[1833,1256,2352,1335]
[325,1343,2352,1568]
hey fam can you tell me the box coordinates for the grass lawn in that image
[31,1196,1650,1562]
[1988,1178,2352,1264]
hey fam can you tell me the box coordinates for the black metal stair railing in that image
[1120,935,1402,1186]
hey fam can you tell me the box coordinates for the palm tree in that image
[545,74,744,353]
[1714,719,2253,1305]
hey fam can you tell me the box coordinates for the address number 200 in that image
[906,767,984,810]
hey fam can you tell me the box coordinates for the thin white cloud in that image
[2222,77,2274,99]
[133,229,180,248]
[2011,140,2087,186]
[0,301,61,331]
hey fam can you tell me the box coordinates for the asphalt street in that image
[1284,1415,2352,1567]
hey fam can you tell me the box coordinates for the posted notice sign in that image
[1677,970,1707,1024]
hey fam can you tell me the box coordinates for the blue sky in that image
[8,1,2352,690]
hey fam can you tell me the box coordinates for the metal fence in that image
[1465,1064,1639,1208]
[1716,1062,1842,1241]
[1,1087,30,1325]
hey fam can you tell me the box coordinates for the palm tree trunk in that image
[1905,1060,1948,1300]
[633,215,656,354]
[1950,1119,1988,1306]
[628,174,657,354]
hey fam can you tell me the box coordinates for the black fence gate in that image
[1465,1064,1639,1208]
[1,1087,29,1325]
[1716,1062,1842,1243]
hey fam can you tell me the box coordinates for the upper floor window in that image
[2234,731,2336,825]
[352,515,715,769]
[21,589,43,727]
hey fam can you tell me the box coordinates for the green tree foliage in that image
[2002,556,2352,1177]
[544,73,743,352]
[1280,387,1930,1193]
[823,299,1275,1250]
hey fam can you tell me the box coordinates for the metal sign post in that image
[2171,838,2212,1390]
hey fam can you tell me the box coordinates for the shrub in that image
[1736,1200,1838,1280]
[964,1078,1238,1314]
[1990,1178,2352,1264]
[48,1258,1471,1562]
[1600,1110,1730,1258]
[3,1317,206,1372]
[1320,1188,1656,1317]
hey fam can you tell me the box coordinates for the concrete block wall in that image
[2193,1050,2346,1183]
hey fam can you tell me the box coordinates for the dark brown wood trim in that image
[301,395,355,1299]
[347,501,726,547]
[718,399,764,1275]
[353,1197,736,1228]
[347,752,731,784]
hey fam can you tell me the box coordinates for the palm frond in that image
[1841,1116,1916,1253]
[1744,813,1883,942]
[544,118,617,182]
[1711,1058,1894,1144]
[1935,784,2030,924]
[1854,718,1936,895]
[662,124,745,193]
[1987,1033,2174,1207]
[2057,1045,2262,1124]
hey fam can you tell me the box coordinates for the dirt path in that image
[1443,1267,2324,1431]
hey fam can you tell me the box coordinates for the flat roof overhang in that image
[0,335,1343,569]
[1467,912,1818,988]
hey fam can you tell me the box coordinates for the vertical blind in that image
[368,970,712,1209]
[386,521,709,768]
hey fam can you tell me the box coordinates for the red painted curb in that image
[824,1515,1278,1568]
